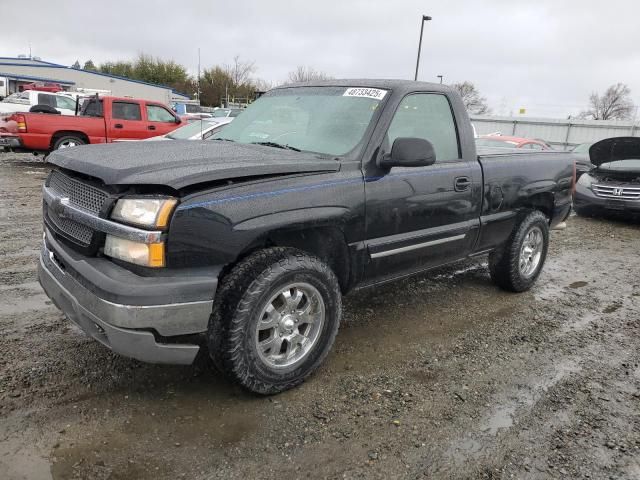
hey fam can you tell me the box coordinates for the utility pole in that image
[197,48,201,103]
[414,15,432,81]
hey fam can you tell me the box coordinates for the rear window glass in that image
[113,102,142,121]
[81,99,103,117]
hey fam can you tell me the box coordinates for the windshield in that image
[212,86,386,156]
[166,120,218,140]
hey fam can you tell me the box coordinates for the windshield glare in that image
[212,86,386,156]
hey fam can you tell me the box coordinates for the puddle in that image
[450,358,581,462]
[569,281,588,288]
[603,303,622,314]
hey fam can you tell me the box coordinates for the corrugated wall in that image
[471,115,637,150]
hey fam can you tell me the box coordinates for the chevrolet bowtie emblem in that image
[51,197,70,216]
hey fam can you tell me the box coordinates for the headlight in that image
[104,235,165,267]
[577,173,593,187]
[111,197,177,229]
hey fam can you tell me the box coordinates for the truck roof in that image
[273,79,454,96]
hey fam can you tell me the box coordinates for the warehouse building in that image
[0,56,189,104]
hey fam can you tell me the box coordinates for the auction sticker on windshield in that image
[343,88,387,100]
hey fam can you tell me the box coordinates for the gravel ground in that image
[0,153,639,480]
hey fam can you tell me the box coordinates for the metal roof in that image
[0,57,185,94]
[0,71,75,85]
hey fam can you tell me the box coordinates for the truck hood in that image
[589,137,640,169]
[47,141,340,189]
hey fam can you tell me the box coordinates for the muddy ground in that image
[0,153,639,480]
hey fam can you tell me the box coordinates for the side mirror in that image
[378,137,436,168]
[175,116,182,124]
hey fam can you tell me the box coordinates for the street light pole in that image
[437,75,443,84]
[414,15,432,81]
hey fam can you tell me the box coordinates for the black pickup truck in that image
[38,80,574,394]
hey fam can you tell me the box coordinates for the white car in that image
[0,90,77,115]
[146,117,234,141]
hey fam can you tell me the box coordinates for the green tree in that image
[98,53,191,93]
[83,60,97,71]
[71,60,81,69]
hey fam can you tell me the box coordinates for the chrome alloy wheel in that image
[255,283,325,370]
[519,226,543,277]
[57,139,78,149]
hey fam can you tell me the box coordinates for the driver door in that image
[363,93,480,283]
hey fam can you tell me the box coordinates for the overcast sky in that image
[3,0,640,118]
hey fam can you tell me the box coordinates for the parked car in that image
[37,80,574,394]
[21,82,63,93]
[573,137,640,218]
[0,90,77,116]
[476,135,553,150]
[0,96,183,153]
[146,117,233,141]
[569,142,594,179]
[212,108,243,118]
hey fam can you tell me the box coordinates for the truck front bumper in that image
[38,231,220,365]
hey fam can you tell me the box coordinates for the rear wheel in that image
[489,210,549,292]
[52,135,85,151]
[208,248,342,394]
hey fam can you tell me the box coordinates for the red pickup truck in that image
[0,96,183,153]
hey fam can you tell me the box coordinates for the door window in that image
[387,94,460,162]
[113,102,142,121]
[146,104,176,122]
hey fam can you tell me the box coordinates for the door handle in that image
[148,125,156,131]
[114,123,123,129]
[454,176,471,192]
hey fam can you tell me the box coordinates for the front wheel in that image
[489,210,549,292]
[208,248,342,394]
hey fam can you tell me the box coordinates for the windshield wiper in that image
[251,141,301,152]
[211,138,235,142]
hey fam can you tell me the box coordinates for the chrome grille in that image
[592,184,640,201]
[47,208,94,245]
[46,170,109,247]
[48,170,108,214]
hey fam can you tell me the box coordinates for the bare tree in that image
[580,83,635,120]
[224,55,256,88]
[451,81,491,115]
[286,66,332,84]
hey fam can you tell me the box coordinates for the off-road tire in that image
[488,210,549,292]
[208,247,342,395]
[52,135,85,151]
